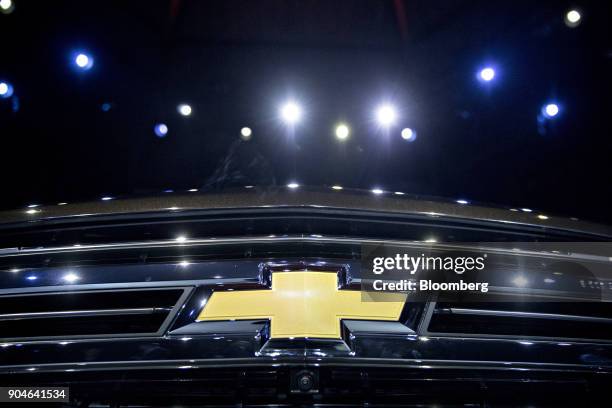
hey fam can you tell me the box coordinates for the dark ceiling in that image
[0,0,611,223]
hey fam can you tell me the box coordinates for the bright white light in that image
[394,191,405,195]
[101,196,113,201]
[25,209,39,215]
[425,237,438,243]
[63,273,79,283]
[401,127,416,141]
[175,235,187,243]
[280,101,302,124]
[154,123,168,138]
[74,53,93,70]
[456,199,469,205]
[26,275,37,281]
[240,127,252,139]
[543,103,559,118]
[57,202,67,206]
[0,81,13,98]
[179,261,190,267]
[335,123,350,140]
[544,278,556,284]
[375,104,397,127]
[287,182,299,189]
[27,204,39,208]
[479,67,495,82]
[512,275,528,287]
[566,9,581,26]
[177,104,192,116]
[521,208,532,213]
[371,188,384,195]
[188,188,198,192]
[331,185,343,190]
[9,268,20,273]
[537,214,549,220]
[0,0,12,11]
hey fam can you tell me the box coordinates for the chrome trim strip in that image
[438,307,612,324]
[0,357,609,374]
[0,307,171,321]
[1,236,611,263]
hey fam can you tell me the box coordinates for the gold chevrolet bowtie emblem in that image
[197,271,406,339]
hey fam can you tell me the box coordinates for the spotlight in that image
[280,101,302,125]
[154,123,168,138]
[0,81,14,99]
[74,53,94,70]
[177,104,192,117]
[287,182,299,189]
[0,83,8,97]
[240,127,252,140]
[175,235,187,243]
[401,128,416,141]
[375,104,397,127]
[479,67,495,82]
[335,123,350,140]
[371,188,384,195]
[565,9,581,27]
[542,103,559,118]
[0,0,14,13]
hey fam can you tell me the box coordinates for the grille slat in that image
[429,301,612,341]
[0,288,187,340]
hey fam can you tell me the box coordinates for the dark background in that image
[0,0,610,222]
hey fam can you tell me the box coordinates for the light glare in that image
[178,104,192,116]
[513,276,528,287]
[63,273,79,283]
[331,185,343,190]
[154,123,168,138]
[280,102,302,124]
[401,128,416,141]
[375,104,397,127]
[287,182,299,189]
[240,127,252,139]
[371,188,384,195]
[479,67,495,81]
[0,81,13,98]
[565,10,581,26]
[543,103,559,118]
[0,0,12,11]
[335,124,350,140]
[74,53,93,70]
